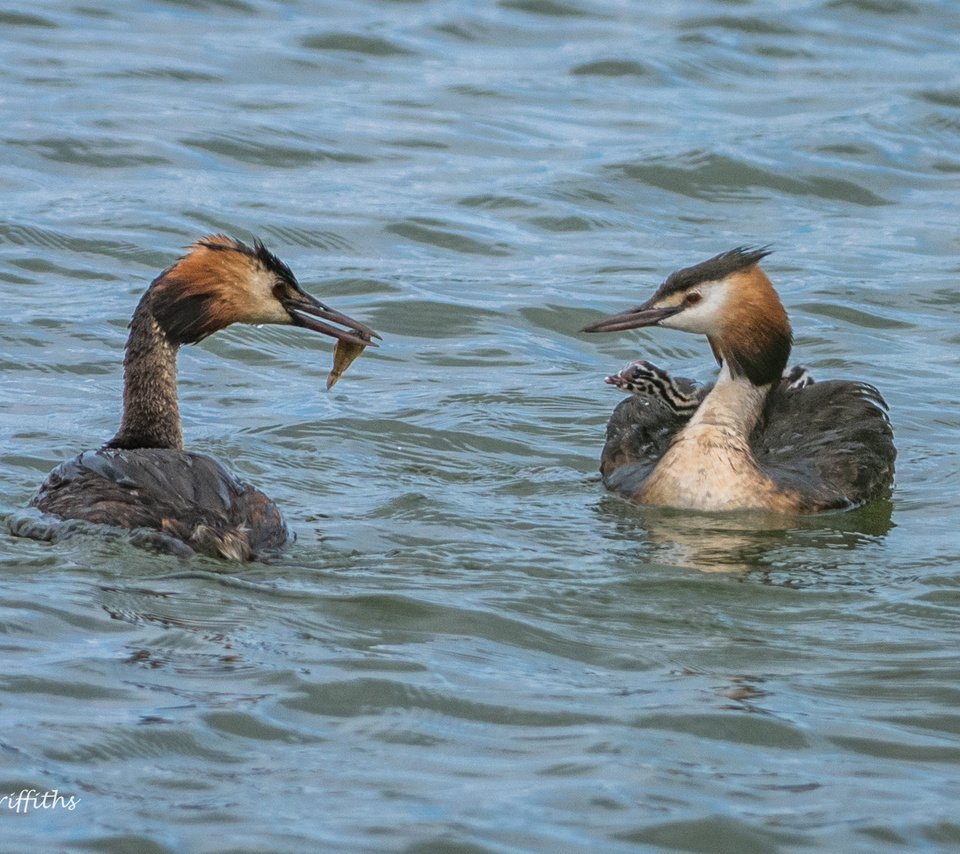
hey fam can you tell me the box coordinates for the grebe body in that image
[582,249,895,513]
[26,235,379,560]
[34,448,286,561]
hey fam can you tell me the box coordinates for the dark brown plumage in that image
[33,449,286,560]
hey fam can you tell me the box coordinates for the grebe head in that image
[581,247,791,387]
[149,234,380,347]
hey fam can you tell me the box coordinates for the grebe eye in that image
[685,292,702,305]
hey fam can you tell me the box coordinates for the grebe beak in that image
[283,288,381,347]
[580,298,682,334]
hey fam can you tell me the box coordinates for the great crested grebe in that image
[581,248,895,513]
[24,235,379,560]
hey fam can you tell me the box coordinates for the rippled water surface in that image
[2,1,960,851]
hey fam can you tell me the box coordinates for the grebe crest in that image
[20,235,380,560]
[582,248,895,513]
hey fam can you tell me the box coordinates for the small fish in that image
[326,338,366,390]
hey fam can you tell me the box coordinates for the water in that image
[2,1,959,851]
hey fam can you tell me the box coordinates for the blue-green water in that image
[2,2,959,852]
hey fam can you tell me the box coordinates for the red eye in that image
[685,292,702,305]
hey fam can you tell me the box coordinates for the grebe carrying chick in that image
[24,235,379,560]
[581,248,895,513]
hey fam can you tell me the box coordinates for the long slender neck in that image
[685,361,769,438]
[106,290,184,450]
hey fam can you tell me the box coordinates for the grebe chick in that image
[582,248,895,513]
[605,359,813,406]
[25,235,380,560]
[605,360,702,413]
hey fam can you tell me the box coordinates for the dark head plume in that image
[655,246,772,301]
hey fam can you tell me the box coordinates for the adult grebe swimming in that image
[26,235,380,559]
[581,248,895,513]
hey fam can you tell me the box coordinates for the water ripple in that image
[301,32,417,57]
